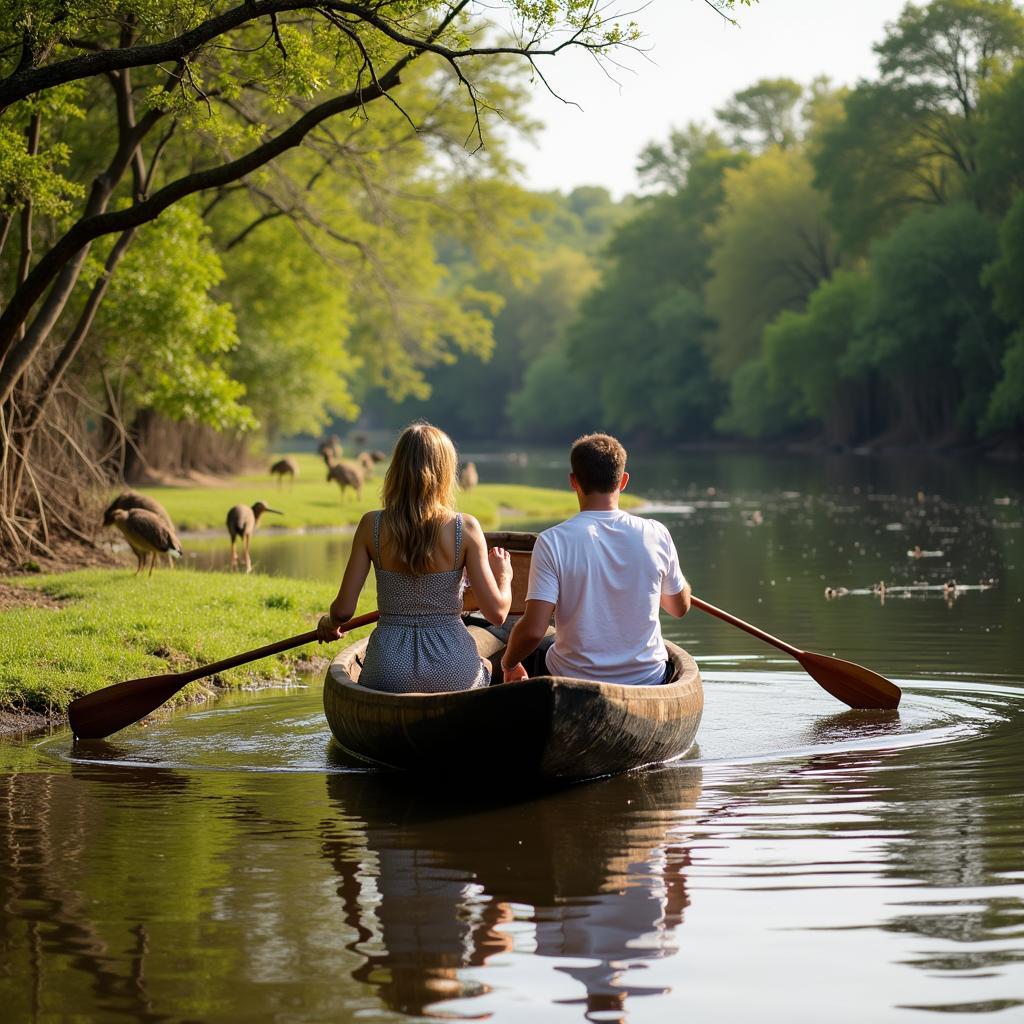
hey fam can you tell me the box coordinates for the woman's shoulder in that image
[355,509,383,535]
[459,512,484,537]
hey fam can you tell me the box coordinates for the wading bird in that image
[227,501,282,573]
[317,436,342,466]
[102,490,177,568]
[357,451,378,477]
[327,461,363,502]
[108,509,183,576]
[270,457,299,488]
[459,461,478,490]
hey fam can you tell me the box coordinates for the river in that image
[1,449,1021,1022]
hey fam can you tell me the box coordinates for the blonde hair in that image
[381,422,458,574]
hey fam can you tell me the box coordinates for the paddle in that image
[67,610,380,740]
[691,595,901,709]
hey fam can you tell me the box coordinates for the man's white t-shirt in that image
[526,509,686,686]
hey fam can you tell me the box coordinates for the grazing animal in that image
[103,489,174,531]
[269,457,299,488]
[459,461,478,490]
[103,490,177,568]
[356,451,377,476]
[327,461,363,502]
[226,500,282,573]
[108,509,182,576]
[317,436,343,465]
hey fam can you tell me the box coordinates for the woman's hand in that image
[317,614,344,644]
[487,546,512,585]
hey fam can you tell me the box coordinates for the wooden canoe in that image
[323,628,703,783]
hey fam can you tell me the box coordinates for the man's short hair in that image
[570,433,627,494]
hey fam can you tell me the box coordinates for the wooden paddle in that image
[691,595,901,709]
[67,610,381,740]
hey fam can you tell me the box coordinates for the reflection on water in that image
[1,450,1022,1021]
[321,767,701,1019]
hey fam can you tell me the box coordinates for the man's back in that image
[527,509,685,686]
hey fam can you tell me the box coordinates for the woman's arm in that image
[462,514,512,626]
[317,512,374,642]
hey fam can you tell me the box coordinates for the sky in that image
[500,0,912,197]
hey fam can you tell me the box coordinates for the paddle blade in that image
[797,651,901,710]
[68,673,190,740]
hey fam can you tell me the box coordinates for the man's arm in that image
[661,581,692,618]
[501,599,555,681]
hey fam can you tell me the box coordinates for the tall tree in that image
[715,78,803,151]
[0,0,650,556]
[814,0,1024,250]
[704,146,839,379]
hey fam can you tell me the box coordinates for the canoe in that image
[323,627,703,783]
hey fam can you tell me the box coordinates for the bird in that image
[356,451,376,477]
[102,490,177,569]
[103,489,173,530]
[107,509,182,576]
[226,501,282,573]
[369,450,387,464]
[269,457,299,488]
[317,436,342,466]
[327,461,363,502]
[459,461,478,490]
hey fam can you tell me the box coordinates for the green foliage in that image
[365,188,629,439]
[814,0,1024,250]
[849,203,1006,438]
[982,192,1024,430]
[96,204,253,430]
[976,61,1024,208]
[715,78,804,151]
[761,269,874,442]
[705,147,839,379]
[714,356,799,438]
[562,148,737,442]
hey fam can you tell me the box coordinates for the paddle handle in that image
[690,595,803,659]
[177,610,380,684]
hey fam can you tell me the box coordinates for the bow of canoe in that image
[323,627,703,783]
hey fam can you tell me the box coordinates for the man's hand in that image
[503,662,529,683]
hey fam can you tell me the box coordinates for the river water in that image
[2,450,1022,1023]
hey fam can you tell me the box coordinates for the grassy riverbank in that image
[0,569,377,722]
[138,453,639,531]
[2,472,643,730]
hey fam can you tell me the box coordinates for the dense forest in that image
[382,0,1024,451]
[1,0,1021,563]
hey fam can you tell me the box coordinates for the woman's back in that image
[360,512,489,693]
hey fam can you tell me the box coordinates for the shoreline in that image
[0,653,333,742]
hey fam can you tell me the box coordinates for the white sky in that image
[502,0,911,197]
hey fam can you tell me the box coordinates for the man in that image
[501,433,691,685]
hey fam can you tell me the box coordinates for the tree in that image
[715,78,803,151]
[760,269,877,443]
[814,0,1024,250]
[982,192,1024,432]
[0,0,651,557]
[564,147,739,441]
[704,146,839,379]
[636,122,725,193]
[845,202,1007,441]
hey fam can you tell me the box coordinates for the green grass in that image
[0,464,646,716]
[134,452,640,532]
[0,568,377,715]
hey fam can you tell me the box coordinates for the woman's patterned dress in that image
[358,512,491,693]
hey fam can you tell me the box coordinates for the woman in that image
[317,423,512,691]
